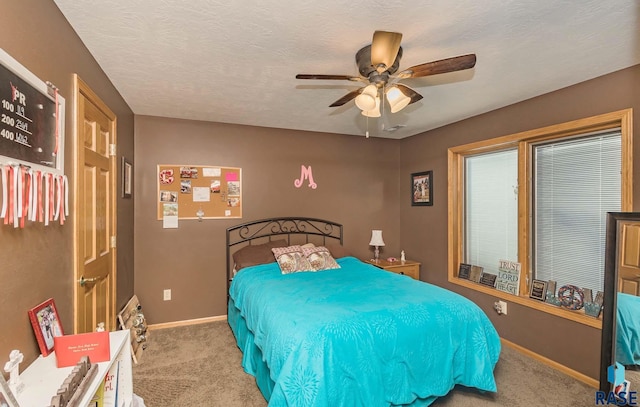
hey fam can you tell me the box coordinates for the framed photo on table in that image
[529,279,548,301]
[411,170,433,206]
[28,298,64,357]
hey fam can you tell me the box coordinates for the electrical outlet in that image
[163,289,171,301]
[498,300,507,315]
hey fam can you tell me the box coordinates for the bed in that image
[616,292,640,366]
[226,217,501,406]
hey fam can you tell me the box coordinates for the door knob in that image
[78,276,100,287]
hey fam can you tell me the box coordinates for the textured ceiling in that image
[53,1,640,139]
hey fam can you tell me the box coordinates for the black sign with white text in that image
[0,62,57,168]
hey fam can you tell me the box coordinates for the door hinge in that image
[110,236,117,249]
[109,144,117,157]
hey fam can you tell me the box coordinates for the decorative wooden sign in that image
[495,259,521,296]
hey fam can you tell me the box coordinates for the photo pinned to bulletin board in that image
[157,165,242,221]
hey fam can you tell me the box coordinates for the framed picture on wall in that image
[122,157,133,198]
[411,171,433,206]
[28,298,64,357]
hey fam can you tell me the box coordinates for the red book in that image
[54,331,110,368]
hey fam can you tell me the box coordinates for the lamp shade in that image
[386,85,411,113]
[355,84,378,111]
[361,95,381,118]
[369,230,385,246]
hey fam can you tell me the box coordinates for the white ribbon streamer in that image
[63,175,69,217]
[27,169,34,222]
[12,165,19,228]
[53,175,60,221]
[44,172,49,226]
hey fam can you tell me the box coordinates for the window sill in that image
[449,277,602,329]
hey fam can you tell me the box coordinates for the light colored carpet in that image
[133,321,598,406]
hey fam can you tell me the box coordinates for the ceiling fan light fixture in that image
[355,84,378,111]
[361,95,381,118]
[386,86,411,113]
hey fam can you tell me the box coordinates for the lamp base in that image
[374,246,380,262]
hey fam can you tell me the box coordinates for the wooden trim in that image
[147,315,227,331]
[72,75,118,333]
[621,109,633,211]
[501,338,599,388]
[518,141,530,297]
[451,277,602,328]
[451,109,632,154]
[447,149,456,281]
[447,108,632,328]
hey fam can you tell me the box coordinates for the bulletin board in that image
[157,165,242,220]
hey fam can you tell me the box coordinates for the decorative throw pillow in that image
[302,246,341,271]
[272,245,314,274]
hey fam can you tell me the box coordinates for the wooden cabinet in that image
[365,259,421,280]
[15,330,132,407]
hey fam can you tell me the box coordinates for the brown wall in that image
[399,65,640,380]
[2,0,636,385]
[134,116,401,323]
[0,0,135,368]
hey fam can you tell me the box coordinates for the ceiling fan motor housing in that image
[356,45,403,80]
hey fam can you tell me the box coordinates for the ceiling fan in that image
[296,31,477,117]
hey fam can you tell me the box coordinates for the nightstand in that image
[365,259,421,280]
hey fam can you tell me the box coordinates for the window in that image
[534,132,621,293]
[465,149,518,272]
[448,110,632,327]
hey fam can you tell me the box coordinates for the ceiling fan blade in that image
[371,31,403,73]
[395,84,423,105]
[397,54,477,79]
[296,74,360,81]
[329,89,362,107]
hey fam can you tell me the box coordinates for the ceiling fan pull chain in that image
[381,84,386,131]
[365,115,370,138]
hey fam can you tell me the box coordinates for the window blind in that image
[534,131,621,292]
[465,149,518,272]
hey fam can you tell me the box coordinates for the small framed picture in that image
[529,279,548,301]
[479,272,497,288]
[458,263,471,279]
[0,374,19,407]
[122,157,133,198]
[411,170,433,206]
[28,298,64,357]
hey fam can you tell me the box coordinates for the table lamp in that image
[369,230,385,262]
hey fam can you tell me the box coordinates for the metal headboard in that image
[226,217,343,294]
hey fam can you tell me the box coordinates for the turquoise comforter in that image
[228,256,501,406]
[617,292,640,366]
